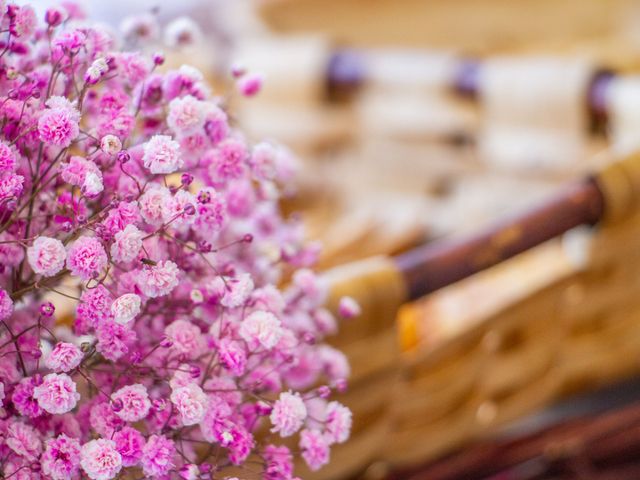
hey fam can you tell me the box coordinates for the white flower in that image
[111,293,141,324]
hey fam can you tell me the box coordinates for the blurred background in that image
[30,1,640,478]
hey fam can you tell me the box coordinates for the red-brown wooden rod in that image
[394,178,605,301]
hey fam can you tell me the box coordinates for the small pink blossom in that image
[80,439,122,480]
[164,319,205,358]
[264,444,294,480]
[100,134,122,154]
[270,391,307,437]
[221,273,254,308]
[0,287,13,320]
[142,134,183,174]
[38,98,80,147]
[111,293,141,324]
[0,172,24,201]
[167,94,206,135]
[11,377,43,417]
[96,321,136,361]
[338,296,361,319]
[237,72,263,97]
[9,5,37,38]
[90,402,125,438]
[6,420,42,461]
[66,236,108,280]
[239,310,283,350]
[324,401,352,444]
[170,383,208,426]
[140,434,175,478]
[218,339,247,376]
[0,141,17,172]
[113,426,145,467]
[138,260,180,298]
[45,342,83,373]
[110,224,143,263]
[42,434,82,480]
[112,384,151,422]
[33,373,80,414]
[27,236,66,277]
[299,429,330,472]
[138,185,172,225]
[164,17,202,47]
[102,201,141,235]
[86,57,109,85]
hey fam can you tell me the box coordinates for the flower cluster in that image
[0,3,353,479]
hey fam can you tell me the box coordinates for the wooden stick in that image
[393,178,605,301]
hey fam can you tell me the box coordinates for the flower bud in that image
[183,203,196,216]
[152,52,165,66]
[39,302,55,317]
[317,385,331,399]
[117,150,130,164]
[110,398,123,412]
[45,7,66,27]
[180,173,194,186]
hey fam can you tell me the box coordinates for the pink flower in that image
[138,260,180,298]
[221,273,254,308]
[142,135,183,174]
[66,236,108,280]
[170,383,208,426]
[113,426,145,467]
[0,141,17,172]
[76,285,113,332]
[90,402,125,438]
[33,373,80,414]
[9,5,37,38]
[59,156,102,192]
[138,185,171,226]
[42,434,81,480]
[80,439,122,480]
[161,189,197,230]
[299,429,330,472]
[324,401,352,444]
[207,138,247,183]
[338,296,361,319]
[102,201,141,235]
[11,377,44,417]
[317,345,350,381]
[239,310,283,350]
[27,236,66,277]
[164,319,205,358]
[86,58,109,85]
[263,444,294,480]
[0,287,13,320]
[270,391,307,437]
[38,99,80,147]
[250,142,278,181]
[6,420,42,461]
[164,17,202,47]
[0,172,24,201]
[45,342,83,372]
[218,339,247,376]
[140,434,175,478]
[111,293,141,324]
[117,52,151,85]
[112,384,151,422]
[96,321,136,361]
[110,224,143,263]
[167,95,206,135]
[100,134,121,154]
[237,73,263,97]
